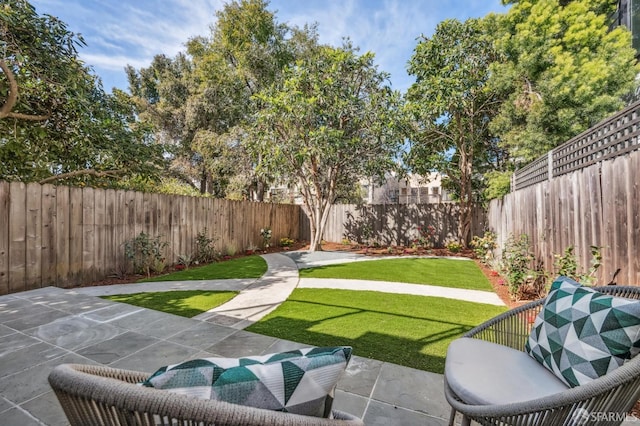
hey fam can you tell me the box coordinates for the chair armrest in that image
[463,299,545,351]
[445,352,640,424]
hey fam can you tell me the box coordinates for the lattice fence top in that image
[513,101,640,191]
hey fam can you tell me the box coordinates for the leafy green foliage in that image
[249,43,406,250]
[279,237,294,247]
[0,0,164,185]
[500,233,539,297]
[194,228,219,264]
[127,0,303,199]
[446,241,463,253]
[484,170,512,200]
[124,232,168,277]
[490,0,640,163]
[554,245,602,285]
[470,231,498,265]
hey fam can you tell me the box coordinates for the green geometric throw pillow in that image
[142,346,352,418]
[525,277,640,387]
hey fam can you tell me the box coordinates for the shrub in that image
[501,233,537,298]
[554,245,602,286]
[414,225,436,249]
[225,243,238,257]
[195,228,218,264]
[279,237,294,247]
[260,227,272,248]
[177,254,193,269]
[446,241,462,253]
[124,232,168,277]
[470,231,497,265]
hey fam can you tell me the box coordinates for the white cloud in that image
[29,0,506,92]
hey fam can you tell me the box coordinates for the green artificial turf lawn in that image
[299,258,493,291]
[102,290,238,318]
[138,255,267,282]
[247,288,506,374]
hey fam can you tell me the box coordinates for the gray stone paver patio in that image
[0,286,452,425]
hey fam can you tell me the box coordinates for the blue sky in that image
[30,0,507,93]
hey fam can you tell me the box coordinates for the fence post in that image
[548,151,553,181]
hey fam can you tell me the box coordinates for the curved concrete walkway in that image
[298,278,504,305]
[74,251,506,329]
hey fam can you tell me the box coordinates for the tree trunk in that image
[457,120,473,248]
[255,179,265,202]
[305,197,334,252]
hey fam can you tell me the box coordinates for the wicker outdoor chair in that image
[444,285,640,426]
[48,363,364,426]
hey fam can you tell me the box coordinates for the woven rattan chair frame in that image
[445,286,640,426]
[48,363,364,426]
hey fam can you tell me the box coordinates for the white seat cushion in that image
[446,337,568,405]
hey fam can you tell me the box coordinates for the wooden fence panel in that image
[55,186,69,286]
[104,189,115,276]
[0,182,9,295]
[488,150,640,286]
[25,183,42,290]
[305,202,478,247]
[9,182,26,293]
[41,184,57,286]
[631,153,640,285]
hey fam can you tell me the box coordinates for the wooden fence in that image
[513,100,640,190]
[0,181,301,295]
[301,202,486,247]
[488,149,640,286]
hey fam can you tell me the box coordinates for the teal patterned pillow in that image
[142,346,352,418]
[525,277,640,387]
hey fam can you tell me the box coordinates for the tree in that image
[249,43,406,251]
[0,0,164,185]
[490,0,639,164]
[127,0,302,199]
[406,18,503,246]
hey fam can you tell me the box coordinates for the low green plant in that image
[260,227,272,248]
[195,228,218,264]
[124,232,168,277]
[177,254,193,268]
[501,233,537,298]
[470,231,497,265]
[279,237,294,247]
[555,246,579,278]
[446,241,462,253]
[225,243,238,256]
[414,225,436,249]
[554,245,602,285]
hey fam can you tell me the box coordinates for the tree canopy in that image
[0,0,164,186]
[249,43,406,250]
[127,0,305,199]
[490,0,639,164]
